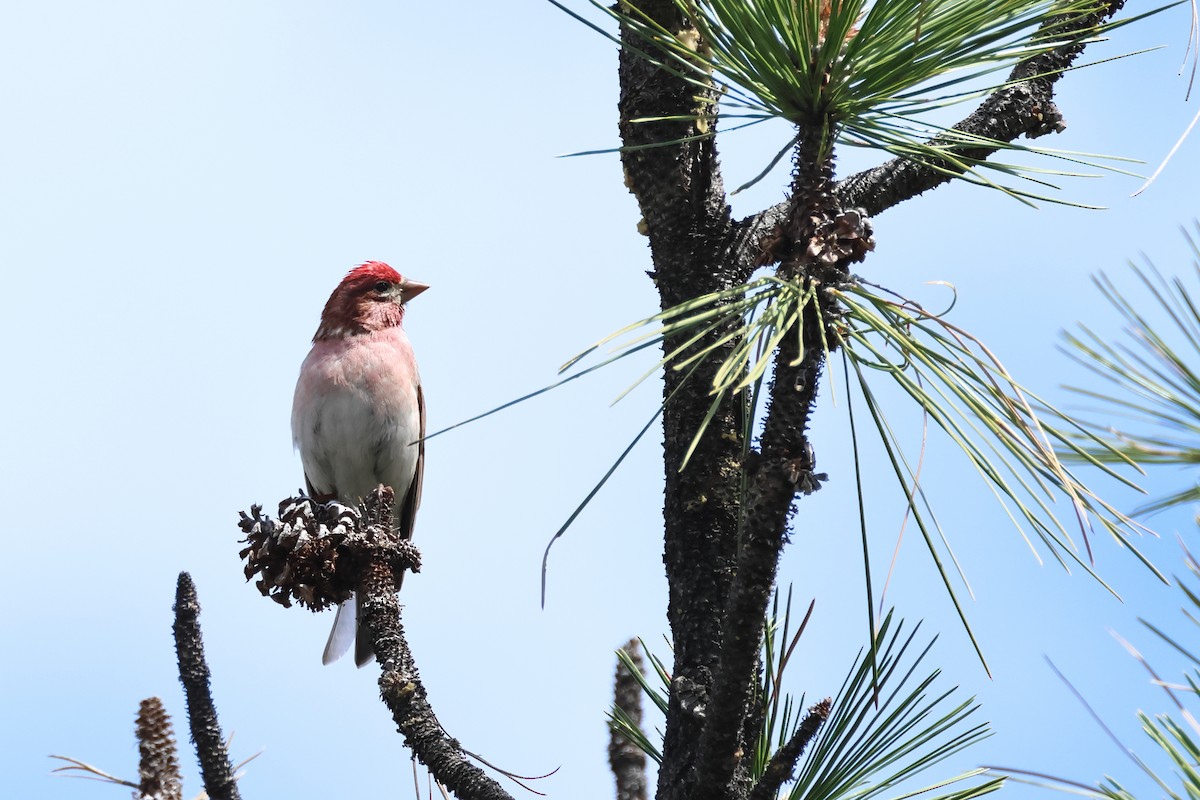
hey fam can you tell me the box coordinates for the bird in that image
[291,261,427,666]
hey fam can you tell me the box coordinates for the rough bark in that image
[609,640,650,800]
[362,555,514,800]
[613,3,1131,800]
[238,492,515,800]
[173,573,242,800]
[616,3,750,798]
[747,699,831,800]
[836,1,1126,215]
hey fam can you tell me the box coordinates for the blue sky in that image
[2,2,1200,799]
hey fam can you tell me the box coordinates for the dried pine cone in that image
[136,697,183,800]
[238,486,419,610]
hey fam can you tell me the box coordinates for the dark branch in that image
[691,333,823,800]
[607,1,1129,798]
[832,0,1128,216]
[614,4,751,799]
[730,205,791,274]
[360,547,513,798]
[747,699,831,800]
[609,640,649,800]
[734,0,1129,241]
[173,572,242,800]
[239,489,514,800]
[693,156,868,799]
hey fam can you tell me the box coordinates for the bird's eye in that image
[374,281,391,293]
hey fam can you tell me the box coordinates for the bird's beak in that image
[399,279,430,304]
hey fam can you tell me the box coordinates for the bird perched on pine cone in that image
[291,261,427,666]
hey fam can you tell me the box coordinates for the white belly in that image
[291,329,421,510]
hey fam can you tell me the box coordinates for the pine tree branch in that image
[609,640,649,800]
[747,699,831,800]
[363,559,514,800]
[614,3,751,798]
[173,572,241,800]
[832,0,1128,215]
[609,3,1130,799]
[693,138,869,800]
[238,490,515,800]
[691,324,826,800]
[731,0,1130,239]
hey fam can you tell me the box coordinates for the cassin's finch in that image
[292,261,427,666]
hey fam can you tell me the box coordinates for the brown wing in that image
[397,382,424,542]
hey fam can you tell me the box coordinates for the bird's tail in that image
[323,571,407,667]
[322,597,358,666]
[322,591,384,667]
